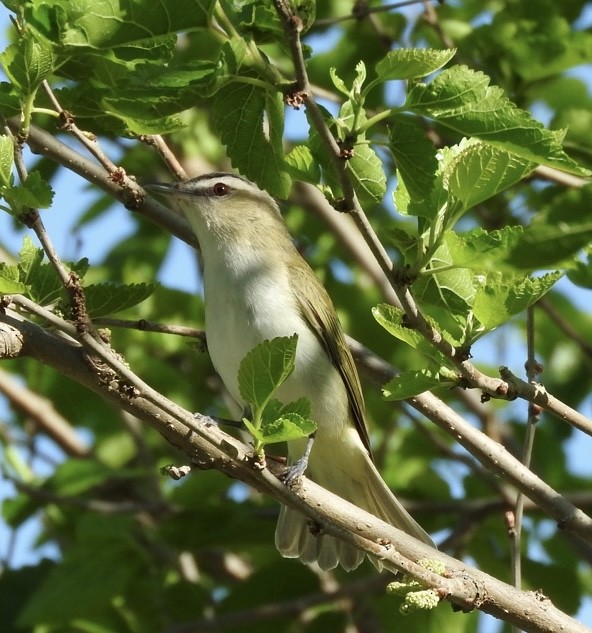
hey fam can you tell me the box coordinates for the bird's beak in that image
[144,182,175,195]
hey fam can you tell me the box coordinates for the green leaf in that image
[27,0,215,49]
[17,237,44,283]
[375,48,456,82]
[0,34,54,95]
[406,65,588,175]
[372,304,453,364]
[447,139,536,216]
[0,134,14,186]
[329,67,349,97]
[219,0,284,43]
[397,138,536,229]
[8,171,55,210]
[389,118,438,201]
[213,82,291,199]
[15,237,90,305]
[446,224,592,272]
[387,225,419,266]
[84,282,157,318]
[244,412,316,447]
[17,515,148,627]
[238,335,298,414]
[567,252,592,289]
[416,256,476,314]
[472,272,562,331]
[348,143,387,202]
[262,397,311,423]
[285,145,321,184]
[0,263,27,294]
[382,367,457,401]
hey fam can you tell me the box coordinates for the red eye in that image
[212,182,229,196]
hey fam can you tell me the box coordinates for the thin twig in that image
[538,298,592,360]
[42,80,119,174]
[511,307,540,621]
[139,135,189,181]
[93,317,206,341]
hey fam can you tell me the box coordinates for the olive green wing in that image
[289,262,373,457]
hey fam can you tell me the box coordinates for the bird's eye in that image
[212,182,229,196]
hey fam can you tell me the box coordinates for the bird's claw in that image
[282,455,309,486]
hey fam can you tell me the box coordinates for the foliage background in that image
[1,1,592,632]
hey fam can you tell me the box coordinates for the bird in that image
[147,173,434,570]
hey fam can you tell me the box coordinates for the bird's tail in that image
[275,432,434,571]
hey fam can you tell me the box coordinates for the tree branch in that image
[1,309,591,633]
[0,367,90,458]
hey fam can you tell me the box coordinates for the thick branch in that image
[1,311,591,633]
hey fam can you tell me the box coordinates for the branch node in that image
[284,85,307,109]
[0,321,24,358]
[66,271,90,333]
[57,109,75,131]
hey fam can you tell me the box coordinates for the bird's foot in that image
[281,434,315,486]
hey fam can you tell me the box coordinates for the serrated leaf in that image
[0,34,54,94]
[415,260,476,314]
[219,0,284,42]
[447,140,535,217]
[375,48,456,82]
[25,262,63,305]
[27,0,214,49]
[402,146,460,221]
[330,67,349,96]
[348,143,387,202]
[388,225,418,265]
[262,397,311,424]
[238,335,298,413]
[213,82,291,198]
[245,413,316,447]
[504,223,592,271]
[406,65,588,175]
[352,61,367,97]
[382,367,456,401]
[472,272,562,331]
[18,237,44,281]
[84,282,157,318]
[0,263,27,294]
[389,118,438,201]
[218,37,248,77]
[285,145,321,184]
[446,224,592,273]
[0,135,14,186]
[9,171,54,210]
[372,304,454,364]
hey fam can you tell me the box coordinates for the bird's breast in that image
[202,255,350,437]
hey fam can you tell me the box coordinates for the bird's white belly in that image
[204,266,349,441]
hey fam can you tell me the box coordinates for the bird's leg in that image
[282,433,315,486]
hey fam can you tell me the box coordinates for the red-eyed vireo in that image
[147,173,434,570]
